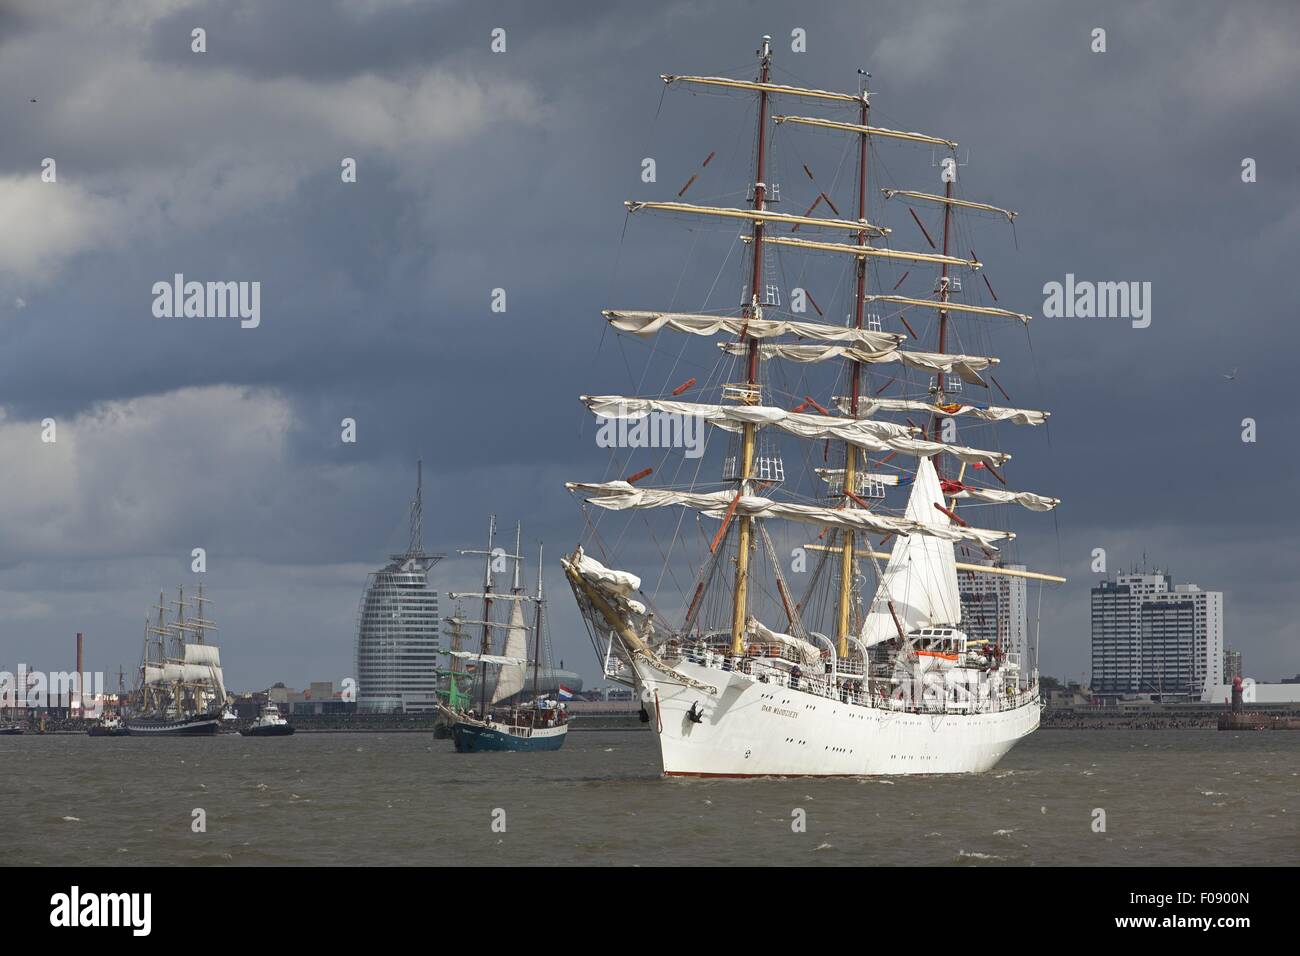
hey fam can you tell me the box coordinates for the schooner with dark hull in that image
[439,518,569,752]
[565,37,1064,777]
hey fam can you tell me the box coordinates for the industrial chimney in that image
[74,632,84,713]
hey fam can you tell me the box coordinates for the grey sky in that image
[1,0,1297,692]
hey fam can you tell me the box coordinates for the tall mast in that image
[729,34,773,656]
[511,522,524,718]
[835,70,871,660]
[174,585,186,654]
[511,521,523,594]
[531,542,544,712]
[478,515,496,717]
[933,176,955,470]
[194,582,207,644]
[174,585,186,714]
[449,602,464,671]
[153,593,166,658]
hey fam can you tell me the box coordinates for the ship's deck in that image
[648,639,1039,717]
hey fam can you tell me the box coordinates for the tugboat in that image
[87,715,129,737]
[89,668,130,736]
[239,700,295,737]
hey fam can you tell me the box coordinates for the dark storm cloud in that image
[0,0,1297,690]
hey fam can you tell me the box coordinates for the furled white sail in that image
[835,395,1048,426]
[566,547,651,626]
[444,617,530,632]
[626,200,889,237]
[491,599,529,705]
[865,294,1031,324]
[584,395,913,440]
[582,395,1009,467]
[449,651,527,666]
[724,341,997,384]
[748,618,822,667]
[816,467,900,488]
[661,74,865,105]
[886,435,1009,468]
[603,309,901,348]
[881,188,1017,223]
[747,233,980,270]
[818,464,1057,512]
[566,481,1013,549]
[773,114,957,149]
[573,549,641,595]
[860,457,964,646]
[947,485,1059,511]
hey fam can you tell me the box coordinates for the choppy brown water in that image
[2,729,1295,866]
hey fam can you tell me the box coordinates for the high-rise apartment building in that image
[1090,571,1223,701]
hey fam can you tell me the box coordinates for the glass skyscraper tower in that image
[355,462,443,713]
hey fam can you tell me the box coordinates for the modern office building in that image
[1090,570,1223,701]
[958,563,1030,686]
[355,462,444,714]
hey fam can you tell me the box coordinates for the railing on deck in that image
[669,640,1041,717]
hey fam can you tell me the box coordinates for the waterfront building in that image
[355,462,444,714]
[1090,570,1223,701]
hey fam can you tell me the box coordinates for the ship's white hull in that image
[635,659,1039,777]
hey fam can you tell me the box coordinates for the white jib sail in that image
[491,599,529,705]
[860,456,963,647]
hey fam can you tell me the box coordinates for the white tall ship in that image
[563,37,1064,777]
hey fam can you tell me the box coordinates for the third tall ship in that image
[564,36,1064,776]
[126,585,229,736]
